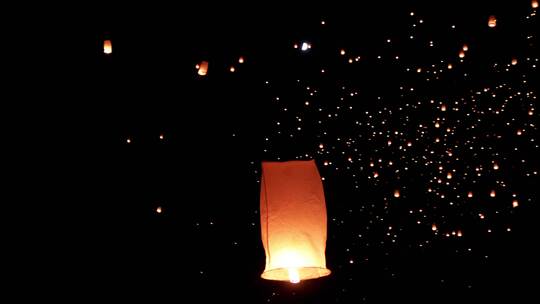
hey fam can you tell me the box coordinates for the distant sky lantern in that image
[301,42,311,51]
[197,61,208,76]
[458,50,465,58]
[441,105,447,111]
[230,66,236,73]
[260,160,331,283]
[447,63,453,69]
[511,58,518,65]
[238,56,245,64]
[490,190,496,197]
[533,0,539,8]
[488,15,497,28]
[467,191,473,198]
[340,49,346,55]
[512,200,519,208]
[393,190,401,198]
[462,44,469,52]
[156,206,162,214]
[431,224,438,231]
[493,163,499,170]
[103,39,112,54]
[447,172,453,179]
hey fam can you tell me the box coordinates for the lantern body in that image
[103,39,112,54]
[488,15,497,28]
[197,61,208,76]
[260,160,331,282]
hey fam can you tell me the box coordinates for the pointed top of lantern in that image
[260,160,331,283]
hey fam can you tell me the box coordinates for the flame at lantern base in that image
[288,268,300,283]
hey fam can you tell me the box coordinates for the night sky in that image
[8,1,539,302]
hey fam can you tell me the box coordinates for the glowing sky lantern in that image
[459,50,465,58]
[511,58,518,65]
[462,44,469,52]
[103,39,112,54]
[488,15,497,28]
[238,56,245,64]
[393,190,401,198]
[260,160,331,283]
[197,61,209,76]
[533,0,539,9]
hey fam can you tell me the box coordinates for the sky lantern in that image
[238,56,245,64]
[462,44,469,52]
[103,39,112,54]
[393,190,401,198]
[458,50,465,58]
[488,15,497,28]
[260,160,331,283]
[511,58,518,65]
[197,61,209,76]
[533,0,539,9]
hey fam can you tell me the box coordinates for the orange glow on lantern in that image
[260,160,331,283]
[197,61,209,76]
[488,15,497,28]
[103,39,112,54]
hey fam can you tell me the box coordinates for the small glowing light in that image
[230,66,236,72]
[126,138,131,144]
[462,44,469,52]
[435,122,440,128]
[479,213,485,219]
[457,230,463,237]
[301,42,311,51]
[103,39,112,54]
[517,129,522,135]
[441,105,447,111]
[319,144,324,149]
[417,67,422,73]
[156,206,162,214]
[432,224,438,231]
[447,172,453,179]
[340,49,346,56]
[459,50,465,58]
[490,190,496,198]
[468,191,473,198]
[373,172,379,178]
[321,20,326,25]
[394,190,401,198]
[512,200,519,208]
[447,63,453,69]
[507,227,512,232]
[493,163,499,170]
[488,15,497,28]
[324,161,329,166]
[159,134,164,140]
[238,56,245,64]
[533,0,539,9]
[294,43,299,49]
[288,268,300,284]
[511,58,518,65]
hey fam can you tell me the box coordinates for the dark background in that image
[4,1,539,302]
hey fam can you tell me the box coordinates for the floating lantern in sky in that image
[511,58,518,65]
[447,63,453,69]
[432,224,438,231]
[488,15,497,28]
[393,190,401,198]
[490,190,496,198]
[493,163,499,170]
[238,56,245,64]
[229,66,236,73]
[459,50,466,58]
[462,44,469,52]
[260,160,331,283]
[533,0,539,9]
[103,39,112,54]
[301,42,311,51]
[197,61,209,76]
[156,206,162,214]
[467,191,473,198]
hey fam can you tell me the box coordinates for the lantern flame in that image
[288,268,300,283]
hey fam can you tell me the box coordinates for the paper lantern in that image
[197,61,208,76]
[533,0,539,9]
[488,15,497,28]
[103,39,112,54]
[260,160,331,283]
